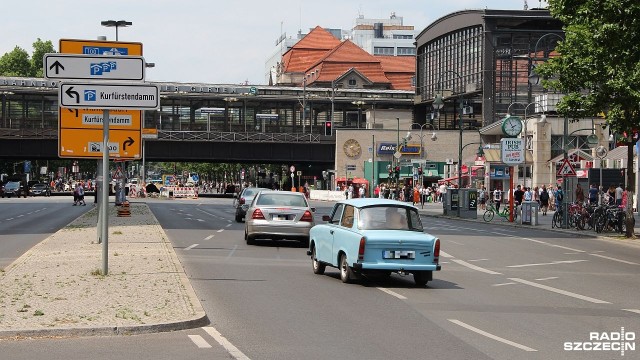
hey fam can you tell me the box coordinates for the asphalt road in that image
[0,195,91,268]
[1,197,639,359]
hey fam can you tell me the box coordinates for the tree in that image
[537,0,639,238]
[0,46,31,76]
[30,38,56,77]
[0,39,56,77]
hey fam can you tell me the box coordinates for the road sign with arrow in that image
[44,53,145,81]
[59,83,159,110]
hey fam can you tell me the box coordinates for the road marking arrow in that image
[65,86,79,104]
[49,60,64,74]
[123,136,135,150]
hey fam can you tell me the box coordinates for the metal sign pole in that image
[101,109,110,275]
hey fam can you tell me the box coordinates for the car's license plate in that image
[273,215,289,220]
[383,250,415,259]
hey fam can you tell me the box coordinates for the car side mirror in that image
[311,207,316,212]
[322,215,331,222]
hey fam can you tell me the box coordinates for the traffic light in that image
[324,121,332,136]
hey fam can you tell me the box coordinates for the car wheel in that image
[311,246,325,275]
[245,229,255,245]
[339,253,353,283]
[413,271,431,287]
[235,213,243,223]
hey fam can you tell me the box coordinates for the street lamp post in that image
[432,70,465,217]
[100,20,132,41]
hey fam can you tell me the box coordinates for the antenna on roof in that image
[524,0,528,10]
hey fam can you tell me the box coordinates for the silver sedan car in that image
[244,191,315,245]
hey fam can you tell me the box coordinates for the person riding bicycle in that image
[493,187,502,212]
[554,185,564,211]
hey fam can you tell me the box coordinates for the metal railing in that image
[155,130,324,143]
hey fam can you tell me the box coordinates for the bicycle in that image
[483,201,517,222]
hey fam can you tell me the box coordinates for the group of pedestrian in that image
[72,183,86,206]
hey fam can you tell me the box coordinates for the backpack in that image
[556,190,563,202]
[540,191,549,202]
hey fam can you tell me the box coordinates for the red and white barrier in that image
[164,186,198,199]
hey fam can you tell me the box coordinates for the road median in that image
[0,203,208,339]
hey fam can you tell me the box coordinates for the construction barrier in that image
[161,186,198,199]
[310,190,347,201]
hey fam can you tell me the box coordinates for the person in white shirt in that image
[438,183,447,202]
[493,187,502,212]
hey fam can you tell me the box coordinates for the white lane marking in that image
[27,212,33,215]
[203,326,251,360]
[508,278,610,304]
[590,253,639,265]
[623,309,640,315]
[204,235,215,240]
[226,224,232,227]
[492,282,516,287]
[451,259,502,275]
[506,260,587,268]
[468,258,489,262]
[535,277,558,281]
[226,245,238,260]
[196,219,205,222]
[186,213,193,216]
[227,219,232,223]
[492,232,586,253]
[377,287,407,300]
[564,252,581,255]
[550,244,585,253]
[185,244,199,251]
[6,218,14,221]
[196,208,217,217]
[188,334,212,348]
[17,214,24,218]
[217,229,224,233]
[448,319,537,352]
[440,261,450,264]
[448,240,465,245]
[592,250,605,253]
[440,251,454,258]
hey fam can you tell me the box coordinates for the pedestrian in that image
[72,183,79,205]
[615,183,624,206]
[575,183,585,204]
[358,185,365,199]
[607,185,616,205]
[479,186,487,210]
[588,183,598,205]
[413,187,420,205]
[539,186,550,215]
[554,185,564,211]
[524,187,533,202]
[513,185,524,206]
[493,187,502,212]
[76,183,86,206]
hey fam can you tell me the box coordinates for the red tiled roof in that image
[281,26,341,73]
[306,41,390,85]
[376,55,415,73]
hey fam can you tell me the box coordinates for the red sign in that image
[556,158,577,177]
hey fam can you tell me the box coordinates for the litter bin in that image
[520,201,539,225]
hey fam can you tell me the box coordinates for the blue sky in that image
[1,0,546,84]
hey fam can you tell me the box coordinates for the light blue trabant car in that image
[307,198,441,286]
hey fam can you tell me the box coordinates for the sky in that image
[1,0,547,85]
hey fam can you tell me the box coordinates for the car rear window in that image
[256,193,308,207]
[242,189,256,197]
[358,206,424,231]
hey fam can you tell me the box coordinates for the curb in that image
[0,314,210,340]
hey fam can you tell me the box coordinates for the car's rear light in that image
[301,210,313,222]
[358,237,366,261]
[239,198,245,205]
[433,238,440,264]
[251,209,265,220]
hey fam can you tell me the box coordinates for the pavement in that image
[0,202,208,339]
[416,200,640,242]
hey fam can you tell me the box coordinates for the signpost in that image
[44,54,145,81]
[51,39,146,276]
[500,138,524,223]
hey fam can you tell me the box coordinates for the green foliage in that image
[30,38,56,77]
[0,39,56,77]
[538,0,640,134]
[0,46,31,76]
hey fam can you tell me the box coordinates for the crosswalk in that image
[188,326,251,360]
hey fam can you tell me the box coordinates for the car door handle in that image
[330,230,334,235]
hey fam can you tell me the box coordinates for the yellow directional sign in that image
[59,128,141,159]
[58,39,144,159]
[60,108,141,130]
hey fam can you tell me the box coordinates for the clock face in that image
[343,139,362,158]
[502,117,523,137]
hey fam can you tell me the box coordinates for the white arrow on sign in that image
[44,53,145,81]
[59,82,160,110]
